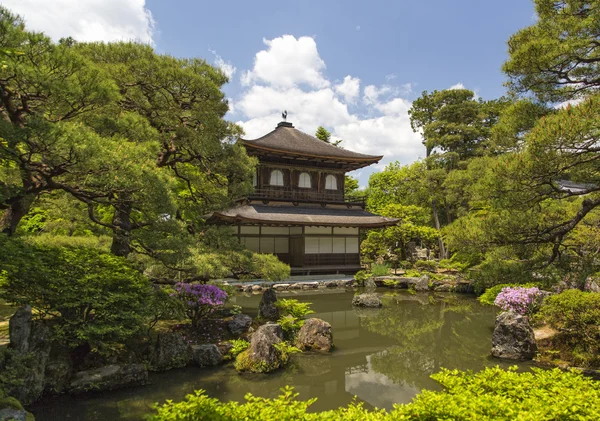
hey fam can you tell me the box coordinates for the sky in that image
[2,0,536,185]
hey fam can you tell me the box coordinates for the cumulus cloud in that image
[235,35,424,185]
[335,76,361,104]
[449,82,466,90]
[3,0,154,43]
[210,49,236,79]
[240,35,329,89]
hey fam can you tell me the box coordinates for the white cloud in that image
[241,35,329,89]
[449,82,466,90]
[210,49,236,79]
[3,0,154,43]
[335,76,361,104]
[235,35,424,186]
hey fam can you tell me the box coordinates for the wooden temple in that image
[206,121,398,275]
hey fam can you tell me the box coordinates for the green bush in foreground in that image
[149,366,600,420]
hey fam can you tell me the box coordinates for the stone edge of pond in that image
[222,274,474,294]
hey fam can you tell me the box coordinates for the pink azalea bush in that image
[171,283,228,327]
[494,286,544,316]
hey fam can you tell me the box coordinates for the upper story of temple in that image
[241,121,382,206]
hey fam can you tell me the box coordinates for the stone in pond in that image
[228,314,253,337]
[352,293,382,308]
[68,364,148,393]
[491,311,537,360]
[295,318,333,352]
[190,344,223,367]
[235,322,284,373]
[258,288,279,320]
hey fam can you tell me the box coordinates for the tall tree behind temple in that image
[315,126,342,146]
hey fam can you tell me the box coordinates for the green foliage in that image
[0,235,152,347]
[370,263,390,276]
[414,260,437,272]
[503,0,600,103]
[536,290,600,367]
[228,339,249,359]
[353,270,372,286]
[478,283,538,306]
[314,126,342,146]
[275,299,314,339]
[149,367,600,420]
[0,347,36,400]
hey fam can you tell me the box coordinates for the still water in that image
[31,289,520,420]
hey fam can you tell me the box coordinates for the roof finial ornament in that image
[282,110,287,121]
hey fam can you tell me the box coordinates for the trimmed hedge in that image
[149,366,600,420]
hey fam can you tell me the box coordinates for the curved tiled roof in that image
[206,204,399,228]
[242,122,382,163]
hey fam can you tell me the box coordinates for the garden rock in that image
[295,318,333,352]
[0,408,26,421]
[237,323,284,373]
[414,275,430,291]
[68,364,148,393]
[258,288,279,320]
[364,278,377,290]
[44,351,72,394]
[9,305,32,353]
[150,332,190,371]
[190,344,223,367]
[228,314,253,337]
[491,311,537,360]
[352,293,382,308]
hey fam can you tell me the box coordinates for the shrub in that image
[370,263,390,276]
[0,235,152,347]
[478,282,539,306]
[414,260,437,272]
[275,299,314,339]
[228,339,249,359]
[170,283,228,328]
[536,290,600,367]
[353,270,372,286]
[494,286,545,316]
[148,367,600,420]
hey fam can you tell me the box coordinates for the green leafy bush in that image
[478,282,538,305]
[148,367,600,420]
[228,339,249,359]
[536,290,600,367]
[353,270,372,286]
[370,263,390,276]
[470,250,534,294]
[0,235,152,347]
[414,260,437,272]
[275,299,314,339]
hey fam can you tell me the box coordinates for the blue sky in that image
[4,0,536,185]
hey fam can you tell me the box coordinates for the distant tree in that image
[315,126,342,146]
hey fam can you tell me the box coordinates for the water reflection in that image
[32,289,511,420]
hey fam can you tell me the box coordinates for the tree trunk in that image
[432,199,447,260]
[110,201,133,257]
[0,194,36,235]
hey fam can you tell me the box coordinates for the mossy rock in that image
[0,397,23,411]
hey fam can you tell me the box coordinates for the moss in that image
[233,349,281,373]
[0,396,24,411]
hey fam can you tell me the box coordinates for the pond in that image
[30,289,525,420]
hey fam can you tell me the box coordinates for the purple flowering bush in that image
[171,283,228,327]
[494,286,544,316]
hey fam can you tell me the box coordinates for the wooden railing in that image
[248,188,365,206]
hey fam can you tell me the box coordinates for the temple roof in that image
[242,122,382,170]
[206,204,399,228]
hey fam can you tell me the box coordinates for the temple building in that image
[206,121,398,275]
